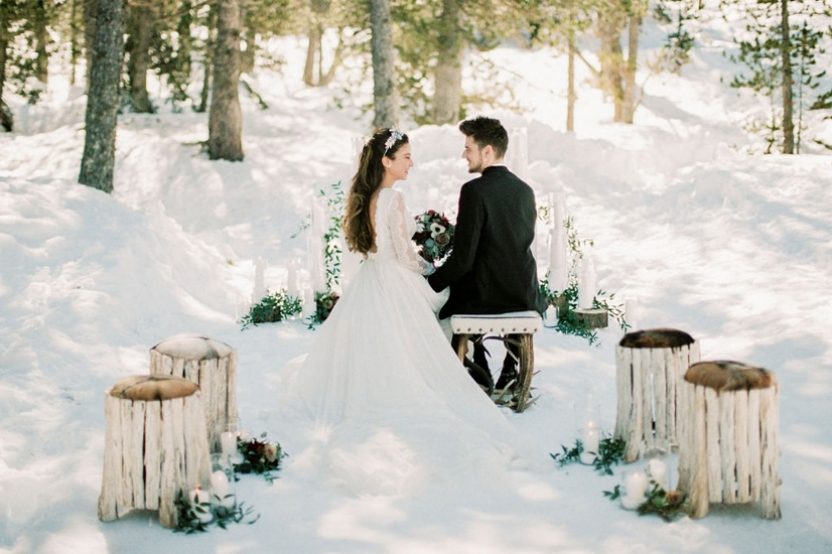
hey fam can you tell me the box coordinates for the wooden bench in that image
[450,311,542,412]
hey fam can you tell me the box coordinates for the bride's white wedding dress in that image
[283,187,530,496]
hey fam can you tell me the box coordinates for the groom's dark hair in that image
[459,117,508,159]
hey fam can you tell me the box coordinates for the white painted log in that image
[705,387,721,503]
[677,361,780,519]
[615,329,699,461]
[98,376,211,528]
[735,389,751,503]
[760,384,781,519]
[149,334,238,451]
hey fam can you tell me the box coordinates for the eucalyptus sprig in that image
[592,436,626,475]
[173,489,260,534]
[551,434,625,475]
[549,439,583,467]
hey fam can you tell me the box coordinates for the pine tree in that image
[369,0,398,127]
[78,0,125,192]
[208,0,243,161]
[126,0,155,113]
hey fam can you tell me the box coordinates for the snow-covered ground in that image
[1,17,831,554]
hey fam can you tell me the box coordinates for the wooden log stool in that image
[149,334,237,451]
[615,328,700,461]
[98,375,211,528]
[450,311,542,412]
[677,361,781,519]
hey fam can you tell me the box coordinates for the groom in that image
[428,116,546,392]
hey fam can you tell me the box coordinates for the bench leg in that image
[513,334,534,412]
[453,334,469,364]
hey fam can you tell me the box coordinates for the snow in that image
[2,18,832,554]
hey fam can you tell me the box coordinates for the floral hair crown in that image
[383,129,405,155]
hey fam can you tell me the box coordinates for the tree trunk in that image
[780,0,794,154]
[241,20,256,74]
[597,7,625,122]
[127,1,154,113]
[369,0,397,128]
[33,0,49,84]
[83,0,98,91]
[208,0,243,161]
[173,0,192,102]
[0,2,8,100]
[566,29,576,132]
[78,0,125,193]
[303,23,320,86]
[433,0,463,125]
[0,3,11,131]
[70,0,79,85]
[623,13,641,124]
[196,2,216,113]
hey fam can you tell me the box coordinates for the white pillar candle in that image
[251,257,266,303]
[580,422,600,464]
[189,486,210,506]
[302,285,315,318]
[210,470,229,499]
[286,260,300,298]
[624,470,649,501]
[547,227,568,291]
[647,458,668,490]
[577,256,597,310]
[220,432,237,458]
[307,235,326,293]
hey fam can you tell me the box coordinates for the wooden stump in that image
[149,334,237,451]
[677,361,780,519]
[614,328,700,461]
[98,375,211,528]
[573,308,608,329]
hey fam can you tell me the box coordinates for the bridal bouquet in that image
[413,210,454,263]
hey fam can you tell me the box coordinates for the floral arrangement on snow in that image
[413,210,454,263]
[233,432,287,483]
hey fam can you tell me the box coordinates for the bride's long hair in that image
[343,128,408,255]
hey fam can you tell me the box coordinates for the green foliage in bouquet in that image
[239,289,302,330]
[306,291,340,329]
[233,433,287,483]
[412,210,454,263]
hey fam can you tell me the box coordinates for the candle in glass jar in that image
[647,458,668,490]
[580,422,600,464]
[220,431,237,458]
[189,485,210,506]
[210,470,229,499]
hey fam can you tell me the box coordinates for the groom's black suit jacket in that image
[428,165,546,320]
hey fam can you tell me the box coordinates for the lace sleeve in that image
[387,190,435,275]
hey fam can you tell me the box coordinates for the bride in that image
[286,128,529,495]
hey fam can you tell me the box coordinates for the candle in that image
[647,459,668,490]
[210,470,229,499]
[189,485,210,506]
[577,256,597,310]
[287,260,300,298]
[547,227,568,291]
[251,257,266,303]
[580,422,600,464]
[302,285,315,318]
[220,432,237,458]
[307,235,326,293]
[623,470,649,509]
